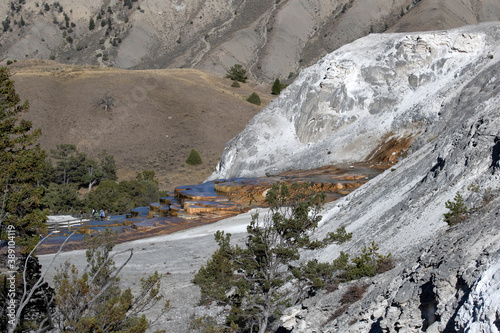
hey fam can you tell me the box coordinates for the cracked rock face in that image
[292,202,500,333]
[208,23,500,333]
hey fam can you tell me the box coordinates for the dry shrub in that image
[376,256,395,274]
[322,283,369,327]
[323,304,348,326]
[340,283,368,305]
[324,282,339,293]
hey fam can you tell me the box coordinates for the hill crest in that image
[2,0,500,82]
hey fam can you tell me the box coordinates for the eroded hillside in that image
[2,0,500,82]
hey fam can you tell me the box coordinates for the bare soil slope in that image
[388,0,500,32]
[9,60,271,189]
[2,0,499,83]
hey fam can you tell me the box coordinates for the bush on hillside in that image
[333,242,394,282]
[186,149,202,165]
[230,80,240,88]
[246,92,261,105]
[444,192,468,225]
[340,283,369,305]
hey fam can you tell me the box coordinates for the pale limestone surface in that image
[209,22,500,332]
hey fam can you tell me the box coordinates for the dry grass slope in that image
[9,60,273,190]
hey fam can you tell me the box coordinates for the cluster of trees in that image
[92,2,132,38]
[84,171,165,214]
[1,228,169,332]
[226,64,288,107]
[226,64,288,95]
[48,144,116,190]
[50,229,169,332]
[0,67,164,217]
[0,67,168,332]
[39,143,115,213]
[40,145,165,214]
[3,0,27,32]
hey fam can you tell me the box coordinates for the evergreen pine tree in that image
[226,64,248,83]
[0,67,52,331]
[89,17,95,30]
[271,78,286,95]
[186,149,203,165]
[0,67,47,253]
[195,182,352,333]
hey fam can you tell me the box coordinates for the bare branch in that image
[37,293,55,333]
[8,229,77,333]
[85,248,134,309]
[94,91,115,112]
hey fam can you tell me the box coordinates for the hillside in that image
[10,60,271,189]
[3,0,499,189]
[2,0,500,83]
[40,22,500,332]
